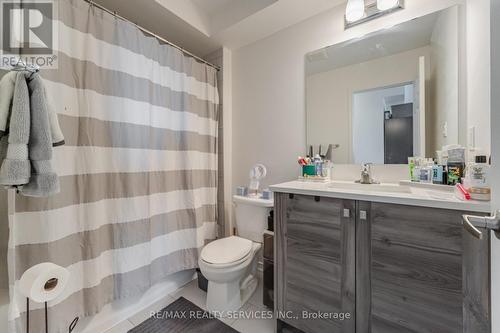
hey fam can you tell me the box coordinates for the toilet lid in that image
[201,236,253,265]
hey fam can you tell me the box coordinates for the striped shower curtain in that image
[3,0,219,332]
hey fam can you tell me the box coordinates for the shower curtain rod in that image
[83,0,221,71]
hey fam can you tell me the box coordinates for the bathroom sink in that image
[327,182,412,194]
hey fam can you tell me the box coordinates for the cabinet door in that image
[357,201,464,333]
[275,193,355,333]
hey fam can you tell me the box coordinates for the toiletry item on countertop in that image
[432,162,445,185]
[298,157,308,166]
[323,160,332,179]
[409,157,434,183]
[408,157,416,181]
[235,186,272,200]
[454,183,471,201]
[436,150,446,165]
[302,164,317,176]
[410,156,448,185]
[463,155,491,201]
[447,146,466,162]
[297,154,330,181]
[468,187,491,201]
[419,159,434,184]
[236,186,248,197]
[446,146,466,186]
[262,189,273,200]
[314,154,323,177]
[447,163,465,186]
[412,157,422,182]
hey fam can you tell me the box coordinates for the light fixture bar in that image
[344,0,405,30]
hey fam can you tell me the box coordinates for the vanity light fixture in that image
[345,0,365,23]
[377,0,399,11]
[345,0,405,29]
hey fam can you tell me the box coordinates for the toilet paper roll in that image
[19,263,70,303]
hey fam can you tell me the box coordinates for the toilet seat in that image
[201,236,253,267]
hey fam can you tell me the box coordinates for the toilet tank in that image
[233,195,273,243]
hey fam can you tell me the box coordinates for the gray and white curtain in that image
[3,0,219,332]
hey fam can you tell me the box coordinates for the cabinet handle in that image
[359,210,367,220]
[343,209,350,218]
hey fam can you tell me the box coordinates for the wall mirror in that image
[305,6,462,164]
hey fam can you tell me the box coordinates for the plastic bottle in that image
[463,155,491,201]
[420,159,434,183]
[313,154,323,177]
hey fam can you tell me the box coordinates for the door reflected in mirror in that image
[352,83,415,164]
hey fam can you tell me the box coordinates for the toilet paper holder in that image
[20,263,77,333]
[25,276,60,333]
[25,296,79,333]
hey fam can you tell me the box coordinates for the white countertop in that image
[269,180,491,213]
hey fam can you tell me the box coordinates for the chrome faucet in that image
[356,163,379,184]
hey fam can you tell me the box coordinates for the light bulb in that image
[377,0,399,11]
[345,0,365,23]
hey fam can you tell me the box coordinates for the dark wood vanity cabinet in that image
[357,202,464,333]
[275,193,356,333]
[275,193,490,333]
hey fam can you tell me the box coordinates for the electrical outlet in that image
[442,122,448,138]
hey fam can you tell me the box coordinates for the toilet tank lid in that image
[233,195,273,207]
[201,236,253,264]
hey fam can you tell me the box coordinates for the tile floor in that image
[103,278,275,333]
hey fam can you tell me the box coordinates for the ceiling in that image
[191,0,278,34]
[191,0,236,16]
[93,0,346,59]
[306,11,441,76]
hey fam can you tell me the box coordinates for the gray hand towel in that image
[0,71,65,146]
[0,72,31,186]
[20,72,60,196]
[0,71,17,137]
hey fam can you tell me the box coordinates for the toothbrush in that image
[455,183,471,200]
[298,157,307,166]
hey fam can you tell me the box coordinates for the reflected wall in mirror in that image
[306,6,461,164]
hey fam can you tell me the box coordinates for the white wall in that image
[429,6,460,154]
[221,48,233,234]
[466,0,491,156]
[232,0,464,189]
[306,47,429,163]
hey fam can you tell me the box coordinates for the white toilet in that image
[199,194,273,313]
